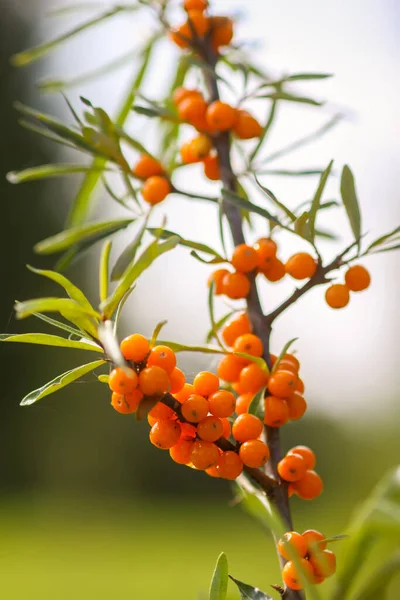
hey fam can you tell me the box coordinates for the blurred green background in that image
[1,1,399,598]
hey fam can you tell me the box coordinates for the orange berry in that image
[261,257,286,282]
[148,402,175,421]
[180,141,199,164]
[235,393,254,415]
[210,16,233,51]
[231,244,259,273]
[186,9,210,37]
[169,23,191,48]
[147,414,158,427]
[233,110,263,139]
[208,390,236,418]
[172,87,202,106]
[345,265,371,291]
[239,363,269,394]
[217,451,243,480]
[325,284,350,309]
[233,334,263,357]
[205,465,220,478]
[222,271,251,299]
[178,95,207,123]
[173,383,195,404]
[221,312,251,346]
[268,370,297,398]
[232,413,263,442]
[193,371,219,397]
[190,440,220,470]
[285,253,317,280]
[169,367,186,394]
[120,333,150,363]
[254,238,277,269]
[208,268,230,295]
[302,530,327,554]
[293,470,323,500]
[289,446,316,471]
[283,353,300,371]
[184,0,207,11]
[142,176,171,205]
[169,438,194,464]
[133,154,163,179]
[309,549,336,578]
[188,134,213,161]
[220,417,231,439]
[278,532,308,561]
[197,415,223,442]
[278,453,307,482]
[282,559,314,591]
[276,359,298,375]
[286,393,307,420]
[296,378,305,394]
[206,101,237,131]
[150,419,181,449]
[217,354,246,382]
[179,421,197,439]
[203,154,220,180]
[147,345,176,374]
[181,394,209,422]
[109,367,138,394]
[239,439,270,468]
[139,366,170,396]
[264,396,289,427]
[111,389,143,414]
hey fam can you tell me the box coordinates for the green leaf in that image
[351,555,400,600]
[249,99,277,163]
[294,212,312,241]
[20,360,106,406]
[286,72,333,81]
[190,251,225,265]
[340,165,362,247]
[206,311,236,344]
[209,552,228,600]
[98,374,109,384]
[99,241,112,304]
[364,226,400,254]
[6,163,112,183]
[309,160,334,240]
[248,387,266,419]
[32,312,85,338]
[157,341,227,356]
[150,321,168,348]
[222,189,280,225]
[34,219,133,255]
[257,168,325,177]
[0,333,102,352]
[262,91,323,106]
[208,281,226,351]
[254,177,296,222]
[367,243,400,255]
[147,228,225,261]
[228,576,272,600]
[27,266,94,313]
[314,228,338,241]
[271,338,299,374]
[111,214,152,281]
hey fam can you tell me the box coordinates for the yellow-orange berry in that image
[109,367,138,394]
[197,415,223,442]
[232,413,263,442]
[150,420,181,449]
[120,333,150,363]
[309,550,336,578]
[302,530,327,554]
[239,363,269,394]
[233,333,263,357]
[239,439,270,468]
[285,253,317,280]
[111,389,143,414]
[178,95,207,123]
[181,394,209,422]
[278,532,308,561]
[142,176,171,205]
[210,16,234,51]
[217,451,243,480]
[180,141,198,164]
[254,238,277,269]
[148,402,175,421]
[147,345,176,374]
[188,134,213,160]
[296,378,305,394]
[190,440,220,470]
[193,371,219,397]
[220,417,231,439]
[264,396,289,427]
[208,390,236,418]
[282,559,314,591]
[261,257,286,282]
[186,9,210,37]
[203,154,220,180]
[173,383,194,404]
[139,366,170,396]
[221,312,251,346]
[233,110,263,139]
[231,244,259,273]
[235,393,254,415]
[133,154,163,179]
[208,268,230,295]
[325,284,350,309]
[278,453,307,482]
[345,265,371,291]
[293,470,323,500]
[268,370,297,398]
[286,393,307,421]
[222,271,251,299]
[217,354,246,382]
[169,438,194,464]
[169,368,186,394]
[179,421,197,439]
[172,87,203,106]
[206,101,237,131]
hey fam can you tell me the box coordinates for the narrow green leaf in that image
[189,251,225,265]
[248,387,266,419]
[6,163,111,183]
[132,105,167,118]
[98,374,109,384]
[254,178,296,221]
[157,341,226,356]
[209,552,228,600]
[20,360,106,406]
[314,228,338,240]
[364,226,400,254]
[147,228,225,261]
[150,321,168,348]
[367,243,400,255]
[47,2,105,17]
[249,99,277,162]
[286,72,333,81]
[340,165,362,246]
[294,212,312,241]
[32,312,85,338]
[208,281,225,351]
[0,333,102,352]
[262,91,323,106]
[111,213,151,281]
[116,128,156,159]
[309,160,334,240]
[222,189,280,225]
[99,241,112,303]
[206,311,236,344]
[27,266,94,313]
[229,576,272,600]
[34,219,133,255]
[271,338,299,374]
[258,168,325,177]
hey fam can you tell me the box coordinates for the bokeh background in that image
[1,0,399,598]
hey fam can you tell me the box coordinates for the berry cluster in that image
[132,155,172,206]
[278,530,337,590]
[278,446,323,500]
[325,264,371,309]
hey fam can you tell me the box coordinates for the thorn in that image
[271,584,284,596]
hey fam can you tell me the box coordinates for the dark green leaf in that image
[20,360,106,406]
[190,251,225,265]
[248,387,266,419]
[0,333,102,352]
[99,241,112,303]
[132,105,163,118]
[6,163,111,183]
[309,159,334,240]
[111,214,151,281]
[147,228,225,261]
[271,338,299,374]
[262,91,323,106]
[340,165,362,246]
[294,212,312,241]
[258,169,325,177]
[206,311,236,344]
[229,575,272,600]
[286,72,333,81]
[209,552,228,600]
[27,266,94,312]
[254,177,296,222]
[222,189,280,225]
[314,228,338,240]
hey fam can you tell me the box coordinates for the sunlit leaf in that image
[340,165,362,247]
[248,387,266,419]
[209,552,228,600]
[99,241,112,304]
[32,312,84,338]
[309,160,334,240]
[0,333,102,352]
[229,575,272,600]
[27,266,94,313]
[150,321,168,348]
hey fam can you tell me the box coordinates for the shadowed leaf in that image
[229,575,272,600]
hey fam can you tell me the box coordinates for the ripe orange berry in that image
[283,353,300,371]
[147,414,158,427]
[188,134,213,161]
[206,101,237,131]
[276,359,298,375]
[278,453,307,482]
[120,333,150,363]
[178,95,207,123]
[208,268,230,295]
[203,154,220,180]
[233,333,263,357]
[222,271,251,299]
[193,371,219,397]
[239,439,270,468]
[197,415,223,442]
[278,532,308,561]
[169,23,191,48]
[111,389,143,414]
[139,366,170,396]
[345,265,371,291]
[142,176,171,205]
[285,253,317,280]
[220,417,231,439]
[147,345,176,374]
[231,244,259,273]
[217,451,243,480]
[180,141,198,164]
[302,530,327,554]
[205,465,220,478]
[325,284,350,309]
[173,383,194,404]
[289,446,316,471]
[261,257,286,282]
[181,394,209,422]
[309,549,336,578]
[268,370,297,398]
[179,421,197,439]
[239,363,269,394]
[210,16,234,51]
[109,367,138,394]
[133,154,163,179]
[254,238,277,269]
[296,378,305,394]
[233,110,263,139]
[217,354,246,382]
[208,390,236,418]
[235,393,254,415]
[172,87,202,106]
[190,440,220,470]
[286,393,307,420]
[184,0,207,11]
[264,396,289,427]
[169,367,186,394]
[149,402,175,421]
[282,559,314,591]
[293,470,323,500]
[169,438,194,464]
[232,413,263,442]
[150,419,181,449]
[186,9,210,37]
[221,312,251,346]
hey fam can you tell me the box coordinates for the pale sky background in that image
[12,0,400,419]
